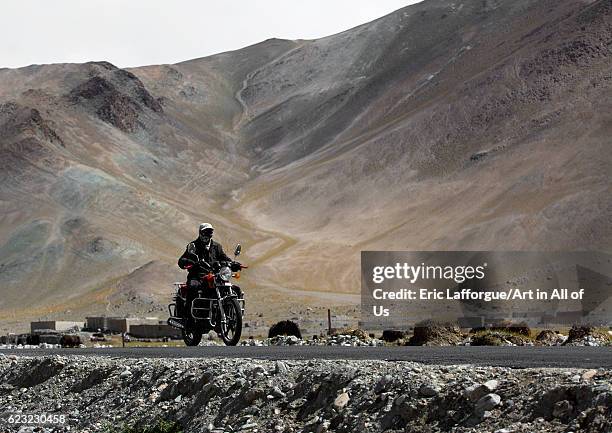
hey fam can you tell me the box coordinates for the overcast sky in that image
[1,0,420,69]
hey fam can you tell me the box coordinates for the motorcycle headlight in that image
[219,266,232,282]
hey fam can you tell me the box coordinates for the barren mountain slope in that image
[0,0,610,331]
[229,0,612,294]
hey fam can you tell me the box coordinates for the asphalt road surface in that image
[1,346,612,368]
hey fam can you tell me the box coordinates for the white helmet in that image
[199,223,214,232]
[199,223,214,243]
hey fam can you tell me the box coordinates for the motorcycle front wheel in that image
[220,298,242,346]
[182,328,202,346]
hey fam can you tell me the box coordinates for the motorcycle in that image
[167,244,247,346]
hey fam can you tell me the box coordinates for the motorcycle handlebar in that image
[189,260,247,272]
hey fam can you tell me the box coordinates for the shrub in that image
[471,332,505,346]
[470,323,531,337]
[407,320,463,346]
[268,320,302,339]
[60,334,81,348]
[381,330,406,342]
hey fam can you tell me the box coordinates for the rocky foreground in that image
[0,355,611,433]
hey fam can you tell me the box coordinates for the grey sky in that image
[1,0,420,69]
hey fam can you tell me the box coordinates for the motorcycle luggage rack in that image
[167,303,185,330]
[173,282,187,300]
[168,303,177,318]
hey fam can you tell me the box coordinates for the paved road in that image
[2,346,612,368]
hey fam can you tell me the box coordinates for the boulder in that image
[475,393,501,413]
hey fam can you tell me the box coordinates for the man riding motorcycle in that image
[177,223,241,318]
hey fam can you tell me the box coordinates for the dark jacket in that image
[178,238,231,279]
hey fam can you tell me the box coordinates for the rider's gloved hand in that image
[230,261,242,272]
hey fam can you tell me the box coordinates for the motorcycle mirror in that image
[234,244,241,257]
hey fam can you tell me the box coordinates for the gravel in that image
[241,334,384,347]
[0,355,611,432]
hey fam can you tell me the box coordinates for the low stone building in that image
[86,316,161,333]
[129,323,181,339]
[85,316,118,332]
[106,318,145,334]
[30,321,84,333]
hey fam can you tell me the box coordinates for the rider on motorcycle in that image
[178,223,232,275]
[177,223,241,317]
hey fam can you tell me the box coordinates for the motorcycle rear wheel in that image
[182,328,202,346]
[220,298,242,346]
